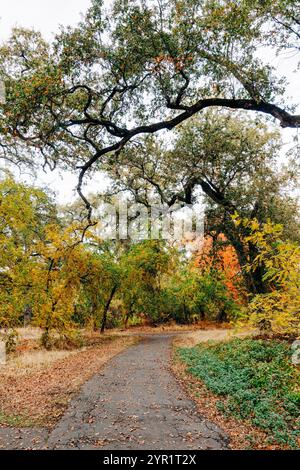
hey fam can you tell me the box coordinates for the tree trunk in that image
[124,313,129,329]
[216,308,227,323]
[124,303,133,329]
[199,310,205,321]
[183,301,189,324]
[224,222,269,296]
[196,180,270,296]
[100,285,117,334]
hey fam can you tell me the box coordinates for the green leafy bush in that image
[179,338,300,448]
[41,329,85,350]
[4,329,18,355]
[161,268,241,324]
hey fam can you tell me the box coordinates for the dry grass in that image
[173,327,256,348]
[4,350,78,374]
[111,320,234,336]
[0,335,138,428]
[0,327,43,341]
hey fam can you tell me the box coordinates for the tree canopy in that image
[0,0,300,210]
[0,1,299,339]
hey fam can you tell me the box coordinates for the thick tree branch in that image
[75,96,300,215]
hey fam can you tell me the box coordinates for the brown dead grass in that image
[112,320,233,335]
[173,327,256,348]
[0,335,137,428]
[0,327,43,341]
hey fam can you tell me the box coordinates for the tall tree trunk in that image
[196,179,270,296]
[216,308,227,323]
[224,222,269,296]
[100,285,118,334]
[199,310,205,321]
[183,301,189,324]
[124,303,133,329]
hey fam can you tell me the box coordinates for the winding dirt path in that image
[0,332,230,450]
[46,334,228,450]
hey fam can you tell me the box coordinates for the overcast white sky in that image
[0,0,91,40]
[0,0,104,202]
[0,1,299,203]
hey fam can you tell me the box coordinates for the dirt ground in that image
[0,331,229,450]
[46,334,228,450]
[0,326,258,450]
[0,335,137,429]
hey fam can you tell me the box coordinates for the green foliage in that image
[4,329,18,355]
[119,240,173,324]
[118,242,240,326]
[0,175,297,341]
[162,267,240,324]
[106,110,300,299]
[0,176,242,332]
[235,216,300,335]
[0,176,58,328]
[1,0,299,184]
[179,338,300,448]
[40,329,85,350]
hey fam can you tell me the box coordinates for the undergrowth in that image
[179,338,300,449]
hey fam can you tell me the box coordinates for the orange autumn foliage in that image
[195,234,242,301]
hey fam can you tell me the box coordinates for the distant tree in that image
[195,234,244,302]
[236,216,300,335]
[119,240,173,326]
[104,111,300,295]
[161,263,240,324]
[0,175,57,327]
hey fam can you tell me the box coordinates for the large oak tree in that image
[104,110,300,294]
[0,0,300,212]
